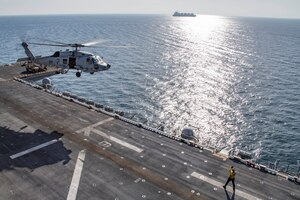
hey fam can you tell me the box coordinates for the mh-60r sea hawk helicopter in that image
[18,40,113,77]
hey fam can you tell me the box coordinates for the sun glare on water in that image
[152,15,242,148]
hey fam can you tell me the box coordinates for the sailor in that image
[223,166,236,191]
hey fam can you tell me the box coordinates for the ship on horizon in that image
[173,11,196,17]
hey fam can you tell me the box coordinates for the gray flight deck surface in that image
[0,64,299,200]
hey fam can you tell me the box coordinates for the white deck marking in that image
[78,118,89,123]
[67,150,86,200]
[92,129,143,153]
[98,141,111,148]
[191,172,262,200]
[84,127,92,137]
[10,139,59,159]
[76,117,114,136]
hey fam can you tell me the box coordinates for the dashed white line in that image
[92,129,143,153]
[78,118,89,123]
[10,139,59,159]
[67,149,86,200]
[134,178,141,183]
[191,172,262,200]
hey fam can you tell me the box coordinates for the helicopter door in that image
[69,57,76,69]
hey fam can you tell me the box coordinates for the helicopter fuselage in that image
[19,42,111,77]
[35,50,110,73]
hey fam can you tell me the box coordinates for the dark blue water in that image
[0,15,299,172]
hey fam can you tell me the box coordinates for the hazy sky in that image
[0,0,300,19]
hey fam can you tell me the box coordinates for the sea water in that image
[0,15,299,172]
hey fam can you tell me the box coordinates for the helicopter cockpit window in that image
[92,56,102,64]
[51,51,60,57]
[92,57,97,64]
[87,58,92,64]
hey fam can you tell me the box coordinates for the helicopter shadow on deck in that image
[0,126,71,172]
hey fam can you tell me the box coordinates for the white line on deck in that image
[191,172,262,200]
[67,149,86,200]
[76,117,114,136]
[10,139,59,159]
[92,129,143,153]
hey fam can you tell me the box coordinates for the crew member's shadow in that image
[224,189,235,200]
[0,126,71,172]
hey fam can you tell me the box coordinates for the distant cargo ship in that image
[173,11,196,17]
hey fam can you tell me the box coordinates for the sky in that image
[0,0,300,19]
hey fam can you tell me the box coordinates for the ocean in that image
[0,14,299,173]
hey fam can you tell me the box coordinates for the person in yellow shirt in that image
[223,166,236,191]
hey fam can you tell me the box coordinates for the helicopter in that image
[18,40,112,77]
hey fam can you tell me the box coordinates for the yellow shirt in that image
[229,168,236,179]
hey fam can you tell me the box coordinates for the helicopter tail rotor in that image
[21,42,35,61]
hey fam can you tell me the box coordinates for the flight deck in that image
[0,64,299,200]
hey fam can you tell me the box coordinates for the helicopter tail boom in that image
[21,42,35,61]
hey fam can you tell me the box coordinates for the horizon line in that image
[0,13,299,20]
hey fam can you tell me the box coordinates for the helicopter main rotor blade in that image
[27,42,69,47]
[26,40,135,49]
[34,38,68,45]
[88,45,136,48]
[82,39,107,47]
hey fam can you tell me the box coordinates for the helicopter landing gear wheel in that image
[76,71,81,77]
[90,72,94,75]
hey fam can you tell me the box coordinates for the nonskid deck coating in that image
[0,64,299,200]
